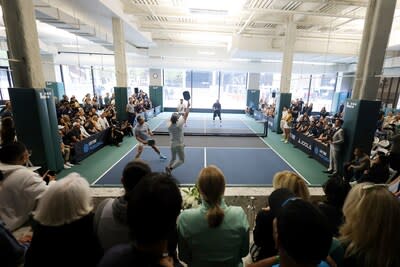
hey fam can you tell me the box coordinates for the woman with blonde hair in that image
[177,165,249,267]
[252,171,310,262]
[24,173,102,267]
[339,183,400,267]
[272,170,310,200]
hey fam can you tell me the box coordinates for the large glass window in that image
[220,72,247,109]
[309,74,336,112]
[92,66,116,98]
[62,65,93,102]
[163,69,190,108]
[192,70,219,108]
[128,68,149,96]
[0,68,11,100]
[260,73,281,105]
[290,74,311,103]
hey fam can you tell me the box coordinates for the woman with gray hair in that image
[24,173,102,267]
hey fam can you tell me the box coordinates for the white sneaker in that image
[64,164,71,169]
[160,154,167,160]
[66,162,74,167]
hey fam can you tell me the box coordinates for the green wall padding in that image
[114,87,128,121]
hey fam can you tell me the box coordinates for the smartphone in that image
[44,170,56,184]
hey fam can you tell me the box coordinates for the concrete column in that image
[41,54,57,82]
[279,16,296,93]
[247,73,260,90]
[112,17,128,87]
[352,0,397,100]
[1,0,45,88]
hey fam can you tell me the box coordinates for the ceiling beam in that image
[291,0,368,7]
[247,8,364,19]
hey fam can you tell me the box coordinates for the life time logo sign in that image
[39,92,52,99]
[346,101,357,110]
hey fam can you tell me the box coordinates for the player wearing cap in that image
[165,101,190,174]
[134,115,166,160]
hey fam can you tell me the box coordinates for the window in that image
[220,72,247,109]
[290,74,311,103]
[309,74,336,112]
[0,68,11,100]
[191,70,219,108]
[62,65,94,103]
[163,69,190,108]
[128,68,149,95]
[260,73,280,105]
[92,66,116,97]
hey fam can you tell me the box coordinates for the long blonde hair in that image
[272,171,310,200]
[197,165,225,228]
[339,183,400,267]
[34,173,93,226]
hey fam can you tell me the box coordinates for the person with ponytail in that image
[177,165,249,267]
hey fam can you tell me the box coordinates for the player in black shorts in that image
[212,99,221,126]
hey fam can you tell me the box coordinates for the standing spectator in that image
[24,173,103,267]
[178,165,249,267]
[98,173,183,267]
[126,97,136,126]
[1,117,16,145]
[0,142,56,231]
[323,119,344,177]
[104,92,110,106]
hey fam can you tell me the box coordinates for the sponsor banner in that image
[74,129,110,162]
[296,133,314,155]
[155,105,161,115]
[313,141,330,167]
[267,116,274,130]
[289,128,299,145]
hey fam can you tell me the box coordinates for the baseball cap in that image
[268,188,296,217]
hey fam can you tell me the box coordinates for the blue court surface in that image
[153,117,261,136]
[93,146,295,186]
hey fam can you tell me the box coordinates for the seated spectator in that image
[250,199,332,267]
[0,218,30,267]
[317,123,333,144]
[109,125,124,147]
[0,142,56,231]
[98,172,183,267]
[359,153,390,184]
[177,165,249,267]
[320,107,329,119]
[85,116,100,135]
[253,172,310,262]
[317,177,351,237]
[58,126,73,169]
[343,147,370,182]
[296,113,310,133]
[94,160,151,251]
[65,122,83,145]
[98,112,110,130]
[1,116,16,145]
[272,170,310,200]
[120,120,134,136]
[252,189,295,262]
[24,173,103,267]
[339,183,400,267]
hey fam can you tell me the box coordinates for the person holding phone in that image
[134,115,166,160]
[0,142,56,231]
[165,101,190,175]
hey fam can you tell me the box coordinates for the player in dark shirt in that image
[212,100,221,125]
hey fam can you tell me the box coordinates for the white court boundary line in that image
[92,119,166,185]
[240,117,311,185]
[203,147,207,168]
[91,144,138,185]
